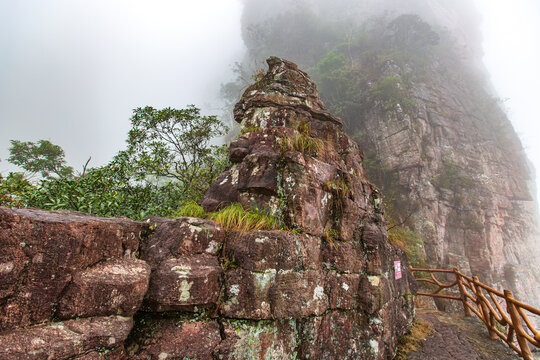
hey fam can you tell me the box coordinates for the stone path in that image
[408,309,524,360]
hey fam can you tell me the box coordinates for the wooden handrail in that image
[410,266,540,360]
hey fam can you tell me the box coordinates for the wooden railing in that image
[410,266,540,360]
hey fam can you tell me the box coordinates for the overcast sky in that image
[1,0,540,201]
[0,0,244,172]
[474,0,540,186]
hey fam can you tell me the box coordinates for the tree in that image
[8,139,73,178]
[126,105,229,200]
[1,105,229,219]
[386,14,440,51]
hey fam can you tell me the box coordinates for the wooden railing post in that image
[504,290,533,360]
[454,267,471,317]
[473,276,497,339]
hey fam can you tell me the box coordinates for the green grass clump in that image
[240,125,263,135]
[280,120,327,157]
[208,203,278,232]
[173,200,206,218]
[388,226,427,268]
[280,133,326,156]
[323,179,351,198]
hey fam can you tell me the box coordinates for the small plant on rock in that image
[387,226,427,268]
[209,203,278,232]
[240,125,263,135]
[280,121,326,156]
[250,68,271,90]
[173,200,206,218]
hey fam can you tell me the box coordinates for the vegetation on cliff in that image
[0,106,229,220]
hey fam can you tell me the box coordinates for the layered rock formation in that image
[238,0,540,310]
[354,44,540,310]
[0,57,416,359]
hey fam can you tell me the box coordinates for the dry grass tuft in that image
[394,318,433,360]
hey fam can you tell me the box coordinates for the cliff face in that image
[355,54,540,309]
[0,58,416,360]
[238,0,540,309]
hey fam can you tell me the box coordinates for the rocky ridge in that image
[355,52,540,310]
[0,57,416,359]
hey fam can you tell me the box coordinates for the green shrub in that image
[388,227,427,268]
[173,200,206,218]
[431,158,475,192]
[371,75,415,112]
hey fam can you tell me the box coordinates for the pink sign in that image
[394,261,402,280]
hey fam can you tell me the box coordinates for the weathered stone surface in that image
[142,217,225,268]
[127,318,221,360]
[0,316,133,360]
[57,259,150,319]
[221,268,275,319]
[145,255,222,312]
[351,37,540,308]
[225,230,321,272]
[297,311,380,360]
[0,207,147,331]
[201,57,416,358]
[213,320,297,360]
[72,347,127,360]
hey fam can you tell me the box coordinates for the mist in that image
[1,0,539,195]
[474,0,540,188]
[0,0,244,173]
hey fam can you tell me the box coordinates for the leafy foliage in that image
[371,75,415,112]
[386,14,440,52]
[1,106,229,220]
[8,139,73,178]
[127,105,229,200]
[0,172,35,207]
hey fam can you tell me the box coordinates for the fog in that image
[474,0,540,186]
[0,0,244,173]
[1,0,539,197]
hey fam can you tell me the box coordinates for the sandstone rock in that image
[145,255,222,312]
[220,268,275,319]
[57,259,150,319]
[224,230,321,272]
[0,207,147,331]
[0,57,417,359]
[142,217,225,268]
[72,347,127,360]
[297,311,381,360]
[353,41,540,307]
[201,56,416,358]
[0,316,133,360]
[213,320,297,360]
[127,318,221,360]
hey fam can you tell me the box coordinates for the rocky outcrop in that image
[0,57,416,359]
[354,53,540,310]
[0,208,149,358]
[199,56,417,359]
[237,0,540,313]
